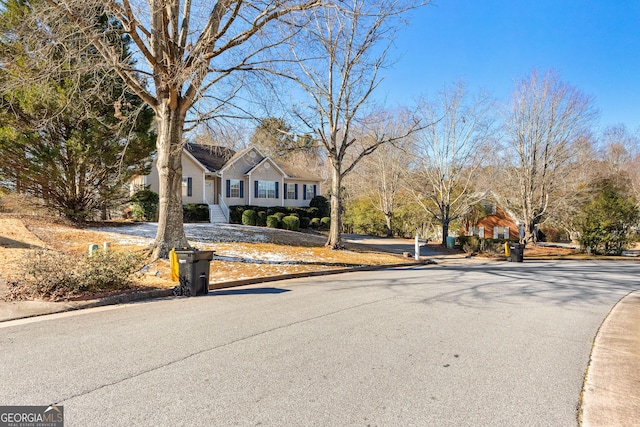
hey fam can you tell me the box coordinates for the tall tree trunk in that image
[326,163,343,249]
[153,100,189,258]
[384,213,393,237]
[440,204,450,246]
[441,219,449,246]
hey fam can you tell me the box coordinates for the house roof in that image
[184,143,322,182]
[185,144,235,172]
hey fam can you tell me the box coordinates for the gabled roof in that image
[218,146,266,174]
[185,144,235,173]
[182,143,322,182]
[245,156,288,178]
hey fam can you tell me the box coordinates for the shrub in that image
[242,209,257,226]
[310,195,330,217]
[183,203,209,222]
[266,215,280,228]
[229,206,245,224]
[5,249,144,301]
[300,217,311,229]
[257,211,267,226]
[320,216,331,230]
[310,218,321,228]
[130,188,159,221]
[274,212,286,222]
[307,207,320,218]
[282,215,300,231]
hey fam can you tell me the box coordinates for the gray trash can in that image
[174,249,214,296]
[508,243,524,262]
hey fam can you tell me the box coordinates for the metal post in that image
[415,233,420,261]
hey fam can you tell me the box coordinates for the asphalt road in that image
[1,261,639,426]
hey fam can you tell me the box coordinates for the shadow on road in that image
[328,261,640,309]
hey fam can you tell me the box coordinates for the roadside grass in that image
[0,217,407,301]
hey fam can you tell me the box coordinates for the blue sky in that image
[378,0,640,133]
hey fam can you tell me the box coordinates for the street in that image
[1,261,639,426]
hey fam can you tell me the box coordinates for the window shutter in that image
[275,182,279,199]
[313,185,317,198]
[283,183,288,200]
[255,181,259,198]
[493,227,499,239]
[303,184,307,200]
[479,226,484,238]
[187,177,193,197]
[295,184,298,200]
[226,180,230,198]
[239,181,244,198]
[504,227,509,239]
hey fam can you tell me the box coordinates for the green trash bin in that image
[174,249,214,296]
[446,236,455,249]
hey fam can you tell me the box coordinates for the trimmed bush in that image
[274,212,286,222]
[282,215,300,231]
[229,206,245,224]
[320,217,331,230]
[266,215,280,228]
[310,195,330,217]
[130,188,159,221]
[242,209,257,226]
[183,203,209,222]
[310,218,321,228]
[300,217,311,229]
[257,211,267,226]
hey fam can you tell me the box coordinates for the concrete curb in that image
[0,260,434,323]
[580,290,640,426]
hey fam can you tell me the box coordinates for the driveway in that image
[1,260,637,426]
[343,234,448,257]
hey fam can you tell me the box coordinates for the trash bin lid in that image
[192,250,214,261]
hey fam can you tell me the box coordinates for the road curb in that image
[0,260,434,323]
[580,290,640,426]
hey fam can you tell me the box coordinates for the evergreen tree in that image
[577,181,639,255]
[0,0,155,221]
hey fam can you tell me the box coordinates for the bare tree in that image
[500,70,597,243]
[288,0,426,248]
[350,124,414,236]
[38,0,321,257]
[410,82,497,245]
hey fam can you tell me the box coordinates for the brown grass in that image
[0,218,407,299]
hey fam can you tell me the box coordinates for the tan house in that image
[131,144,322,223]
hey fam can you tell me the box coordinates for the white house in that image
[131,144,323,223]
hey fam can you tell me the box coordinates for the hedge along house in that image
[131,144,322,223]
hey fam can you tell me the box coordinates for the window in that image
[469,226,484,238]
[227,179,243,198]
[285,183,297,200]
[303,184,316,201]
[255,181,278,199]
[494,226,510,239]
[182,177,192,197]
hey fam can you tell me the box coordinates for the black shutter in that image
[313,185,317,198]
[283,183,288,200]
[239,181,244,198]
[303,184,307,200]
[226,180,230,198]
[187,177,193,197]
[255,180,259,198]
[275,182,279,199]
[295,184,298,200]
